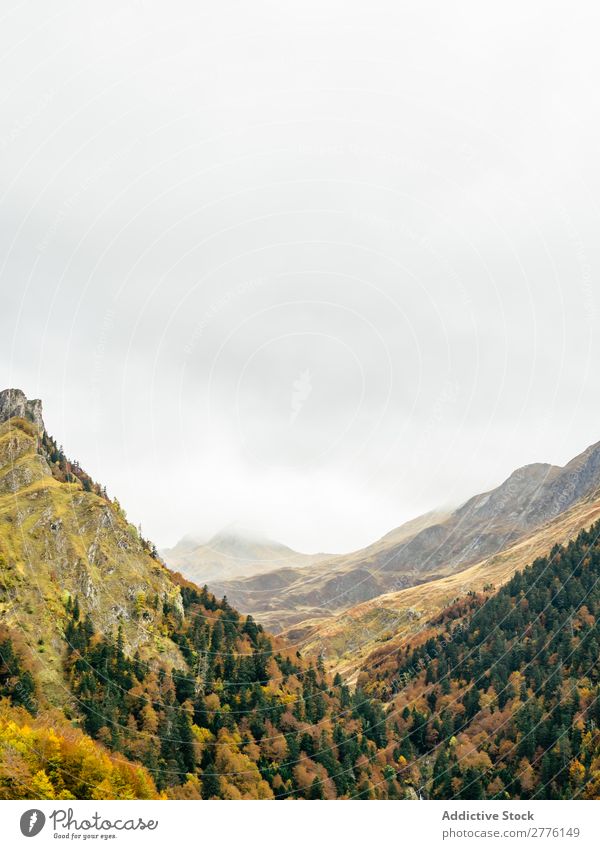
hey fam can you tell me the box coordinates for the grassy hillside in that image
[0,417,185,704]
[287,489,600,681]
[0,410,402,799]
[213,444,600,635]
[2,398,600,800]
[355,520,600,799]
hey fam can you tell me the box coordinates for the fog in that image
[2,1,599,552]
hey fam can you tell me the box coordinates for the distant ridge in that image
[161,524,329,584]
[210,439,600,632]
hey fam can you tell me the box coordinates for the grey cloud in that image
[1,1,599,552]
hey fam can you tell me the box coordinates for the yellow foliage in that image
[214,730,274,800]
[569,758,586,786]
[0,701,160,800]
[29,770,56,799]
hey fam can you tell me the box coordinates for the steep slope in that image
[354,520,600,800]
[0,700,160,799]
[0,389,402,800]
[0,393,185,703]
[214,446,600,631]
[287,486,600,680]
[162,526,328,584]
[211,510,450,631]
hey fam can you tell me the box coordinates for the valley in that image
[1,388,600,801]
[168,440,600,669]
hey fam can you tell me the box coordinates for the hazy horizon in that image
[3,1,600,552]
[9,383,599,556]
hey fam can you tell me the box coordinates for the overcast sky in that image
[2,1,600,553]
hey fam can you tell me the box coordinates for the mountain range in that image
[172,442,600,642]
[0,388,404,799]
[2,387,600,800]
[161,527,328,585]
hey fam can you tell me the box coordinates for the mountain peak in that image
[207,523,284,550]
[0,388,44,431]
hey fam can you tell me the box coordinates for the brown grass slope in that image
[212,442,600,633]
[289,486,600,681]
[209,510,450,632]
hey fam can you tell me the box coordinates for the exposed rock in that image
[0,388,45,431]
[0,413,186,702]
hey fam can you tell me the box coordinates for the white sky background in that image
[2,1,600,553]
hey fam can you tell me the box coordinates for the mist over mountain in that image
[161,524,329,584]
[3,0,600,806]
[211,440,600,632]
[2,389,600,801]
[4,2,600,558]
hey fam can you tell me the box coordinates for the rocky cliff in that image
[0,388,44,430]
[0,391,184,703]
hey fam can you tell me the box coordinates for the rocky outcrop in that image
[0,413,185,703]
[0,388,44,430]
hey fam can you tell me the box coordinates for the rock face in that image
[0,406,184,704]
[0,388,44,430]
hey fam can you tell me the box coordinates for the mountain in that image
[352,519,600,800]
[0,388,43,430]
[0,389,402,800]
[212,444,600,632]
[208,510,449,632]
[1,389,599,800]
[286,486,600,681]
[162,526,328,584]
[0,389,186,701]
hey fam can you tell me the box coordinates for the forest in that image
[1,521,600,799]
[361,523,600,799]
